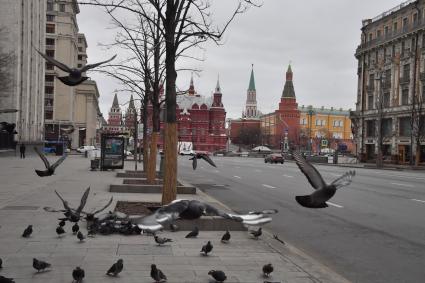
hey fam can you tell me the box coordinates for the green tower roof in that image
[248,66,256,91]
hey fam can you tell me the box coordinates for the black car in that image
[264,153,284,164]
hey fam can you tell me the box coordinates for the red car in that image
[264,153,284,164]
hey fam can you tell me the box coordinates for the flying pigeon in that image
[134,199,276,233]
[293,151,355,208]
[59,220,66,227]
[56,226,65,237]
[250,227,262,239]
[200,241,213,256]
[154,235,173,246]
[44,187,90,222]
[208,270,227,282]
[33,147,67,177]
[189,153,216,170]
[72,223,80,234]
[221,230,231,243]
[77,231,85,242]
[22,225,33,238]
[263,263,274,277]
[150,264,167,282]
[185,226,199,238]
[33,258,51,272]
[36,49,116,86]
[0,275,15,283]
[106,259,123,277]
[72,266,85,283]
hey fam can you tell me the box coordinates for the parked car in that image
[77,145,96,153]
[179,149,194,155]
[264,153,284,164]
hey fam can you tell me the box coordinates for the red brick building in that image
[144,75,227,152]
[103,93,136,134]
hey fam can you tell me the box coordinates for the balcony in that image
[399,76,410,85]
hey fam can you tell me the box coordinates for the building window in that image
[402,41,405,56]
[59,4,65,12]
[369,74,374,87]
[78,55,83,60]
[46,24,55,34]
[403,64,410,79]
[383,92,390,108]
[369,33,373,41]
[300,118,306,125]
[422,83,425,101]
[399,117,411,136]
[384,26,389,37]
[46,63,54,70]
[377,30,381,39]
[382,118,392,137]
[47,2,53,11]
[46,38,55,46]
[78,37,83,43]
[45,75,55,82]
[393,22,398,32]
[368,94,374,110]
[78,47,83,52]
[401,89,409,105]
[45,86,54,94]
[45,111,53,120]
[46,15,55,22]
[366,120,376,137]
[403,17,408,31]
[46,50,54,57]
[413,13,418,26]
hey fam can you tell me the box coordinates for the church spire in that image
[112,92,119,108]
[282,64,295,98]
[188,72,195,96]
[128,94,135,110]
[248,64,256,91]
[215,74,221,93]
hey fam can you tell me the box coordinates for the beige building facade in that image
[44,0,101,148]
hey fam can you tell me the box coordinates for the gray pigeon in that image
[77,231,85,242]
[72,223,80,234]
[221,230,231,243]
[33,258,51,272]
[22,225,33,238]
[189,153,217,170]
[154,235,172,246]
[293,151,355,208]
[185,226,199,238]
[0,275,15,283]
[208,270,227,282]
[34,147,67,177]
[250,227,262,239]
[59,220,66,227]
[36,49,116,86]
[56,226,65,237]
[150,264,167,282]
[72,266,85,283]
[263,263,274,277]
[200,241,213,256]
[106,259,123,276]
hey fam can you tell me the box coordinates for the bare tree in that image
[237,126,261,147]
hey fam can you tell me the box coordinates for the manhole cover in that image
[1,206,39,210]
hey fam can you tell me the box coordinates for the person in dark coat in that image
[19,143,26,159]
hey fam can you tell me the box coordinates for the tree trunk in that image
[143,135,149,172]
[147,131,159,183]
[162,123,177,204]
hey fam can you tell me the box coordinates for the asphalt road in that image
[178,156,425,283]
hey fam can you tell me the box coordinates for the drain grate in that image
[1,206,39,210]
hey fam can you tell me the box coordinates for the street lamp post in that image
[307,106,315,153]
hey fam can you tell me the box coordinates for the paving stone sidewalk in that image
[0,155,350,283]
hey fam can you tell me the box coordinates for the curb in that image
[189,181,351,283]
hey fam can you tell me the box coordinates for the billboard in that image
[101,135,125,170]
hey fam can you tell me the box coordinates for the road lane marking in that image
[411,199,425,203]
[390,182,414,188]
[262,184,276,189]
[233,175,241,179]
[213,184,226,187]
[283,174,293,178]
[326,201,343,208]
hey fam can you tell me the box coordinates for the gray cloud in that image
[77,0,403,119]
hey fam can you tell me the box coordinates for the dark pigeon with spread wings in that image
[44,187,90,222]
[134,199,276,233]
[36,49,116,86]
[293,151,355,208]
[34,147,67,177]
[189,153,216,170]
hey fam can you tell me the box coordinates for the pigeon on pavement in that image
[293,151,355,208]
[154,235,173,246]
[185,226,199,238]
[36,49,116,86]
[263,263,274,277]
[201,241,213,256]
[190,153,217,170]
[106,259,123,277]
[22,225,33,238]
[250,227,262,239]
[0,275,15,283]
[77,231,85,242]
[135,199,276,233]
[72,223,80,234]
[208,270,227,282]
[59,220,66,227]
[72,266,85,283]
[56,226,65,237]
[44,187,90,223]
[33,147,67,177]
[150,264,167,282]
[33,258,51,272]
[221,230,231,243]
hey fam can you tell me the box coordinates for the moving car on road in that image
[264,153,284,164]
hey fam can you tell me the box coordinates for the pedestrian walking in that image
[19,143,26,159]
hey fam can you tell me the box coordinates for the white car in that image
[179,149,194,155]
[77,145,96,153]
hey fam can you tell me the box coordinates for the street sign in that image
[321,139,328,147]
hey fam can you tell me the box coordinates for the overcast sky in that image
[77,0,405,119]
